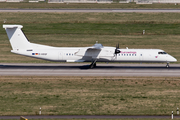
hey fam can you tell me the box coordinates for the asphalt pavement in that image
[0,63,180,77]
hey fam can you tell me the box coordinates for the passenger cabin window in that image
[120,53,136,56]
[158,52,167,54]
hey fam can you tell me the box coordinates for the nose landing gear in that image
[166,62,169,68]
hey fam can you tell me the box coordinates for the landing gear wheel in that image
[166,63,169,68]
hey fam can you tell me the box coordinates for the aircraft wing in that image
[75,43,103,58]
[87,43,103,50]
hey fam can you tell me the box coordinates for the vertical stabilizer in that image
[3,25,32,51]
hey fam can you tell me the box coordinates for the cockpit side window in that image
[163,52,167,54]
[158,52,167,54]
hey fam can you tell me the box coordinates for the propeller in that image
[114,43,120,55]
[113,43,121,60]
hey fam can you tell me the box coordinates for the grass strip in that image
[0,2,180,9]
[0,76,180,115]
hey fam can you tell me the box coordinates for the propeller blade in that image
[114,43,120,55]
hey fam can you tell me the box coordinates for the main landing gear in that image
[89,59,97,69]
[166,62,169,68]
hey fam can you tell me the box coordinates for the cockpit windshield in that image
[158,52,167,54]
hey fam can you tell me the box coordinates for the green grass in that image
[20,23,180,35]
[2,12,180,24]
[0,12,180,63]
[0,2,180,9]
[0,76,180,115]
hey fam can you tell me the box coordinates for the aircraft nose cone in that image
[173,57,177,62]
[167,55,177,62]
[171,56,177,62]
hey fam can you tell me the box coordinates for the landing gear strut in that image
[89,59,97,69]
[166,62,169,68]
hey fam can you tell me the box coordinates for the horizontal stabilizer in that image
[3,25,23,29]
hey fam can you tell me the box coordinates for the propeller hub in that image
[115,49,120,54]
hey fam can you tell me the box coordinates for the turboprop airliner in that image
[3,25,177,68]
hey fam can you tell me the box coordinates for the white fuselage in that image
[11,43,177,63]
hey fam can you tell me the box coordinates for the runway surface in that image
[0,63,180,76]
[1,9,180,12]
[0,115,179,119]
